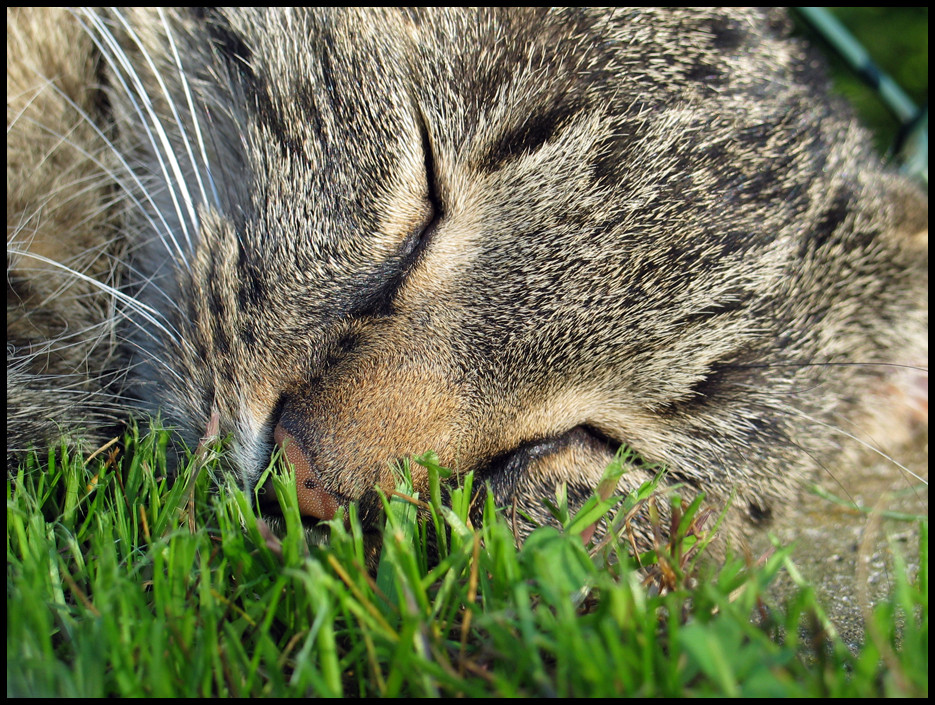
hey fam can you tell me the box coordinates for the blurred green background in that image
[793,7,928,157]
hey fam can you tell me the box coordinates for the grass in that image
[6,424,928,696]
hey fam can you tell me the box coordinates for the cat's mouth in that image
[254,510,330,546]
[254,486,384,548]
[254,423,627,548]
[253,467,384,542]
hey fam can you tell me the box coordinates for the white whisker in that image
[14,96,186,271]
[8,248,189,354]
[785,407,927,486]
[107,8,203,245]
[158,7,221,209]
[77,10,198,260]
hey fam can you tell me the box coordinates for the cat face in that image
[8,8,927,544]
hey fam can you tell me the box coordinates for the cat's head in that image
[101,8,925,541]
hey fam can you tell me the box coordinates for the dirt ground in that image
[748,425,928,651]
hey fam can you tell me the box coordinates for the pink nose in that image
[273,423,339,521]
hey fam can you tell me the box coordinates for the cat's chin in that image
[257,512,387,572]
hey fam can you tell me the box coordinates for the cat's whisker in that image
[97,9,202,247]
[785,406,927,486]
[9,228,180,340]
[8,248,186,352]
[109,7,211,232]
[725,360,929,374]
[158,7,221,209]
[78,10,198,261]
[15,84,187,272]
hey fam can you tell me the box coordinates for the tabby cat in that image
[7,8,927,549]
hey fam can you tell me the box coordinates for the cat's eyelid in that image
[394,106,442,265]
[416,104,443,218]
[399,199,436,260]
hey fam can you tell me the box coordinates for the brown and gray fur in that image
[7,8,927,549]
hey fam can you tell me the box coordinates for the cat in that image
[7,8,927,551]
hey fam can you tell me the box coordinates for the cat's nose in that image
[273,422,339,521]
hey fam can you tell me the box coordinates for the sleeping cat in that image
[7,8,927,549]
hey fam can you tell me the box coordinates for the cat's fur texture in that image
[7,8,927,548]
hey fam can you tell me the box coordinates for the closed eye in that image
[398,109,443,275]
[398,198,436,270]
[355,115,441,318]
